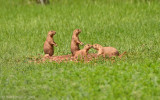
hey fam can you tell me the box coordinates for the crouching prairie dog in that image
[74,44,92,59]
[43,30,57,56]
[71,29,84,56]
[93,44,126,58]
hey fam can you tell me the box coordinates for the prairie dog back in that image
[93,44,119,58]
[74,44,92,58]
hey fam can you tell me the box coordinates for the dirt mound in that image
[28,52,126,63]
[29,54,98,63]
[43,53,98,63]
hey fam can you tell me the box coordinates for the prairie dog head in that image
[48,30,56,37]
[83,44,93,50]
[93,44,103,50]
[73,29,81,36]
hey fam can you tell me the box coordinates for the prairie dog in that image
[71,29,84,56]
[43,31,57,56]
[93,44,126,58]
[74,44,92,58]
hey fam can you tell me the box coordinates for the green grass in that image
[0,0,160,99]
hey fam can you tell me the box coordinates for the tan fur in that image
[93,44,126,58]
[74,44,92,59]
[43,31,57,56]
[71,29,84,56]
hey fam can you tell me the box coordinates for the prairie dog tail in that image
[119,51,127,58]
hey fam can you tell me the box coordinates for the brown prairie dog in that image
[71,29,84,56]
[93,44,126,58]
[74,44,92,59]
[43,30,57,56]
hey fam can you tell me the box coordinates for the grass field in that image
[0,0,160,99]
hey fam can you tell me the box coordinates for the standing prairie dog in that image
[43,30,57,56]
[74,44,92,59]
[93,44,126,58]
[71,29,84,56]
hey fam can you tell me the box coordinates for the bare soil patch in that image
[29,54,99,63]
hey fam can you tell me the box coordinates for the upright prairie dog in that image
[43,30,57,56]
[93,44,126,58]
[74,44,92,58]
[71,29,84,56]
